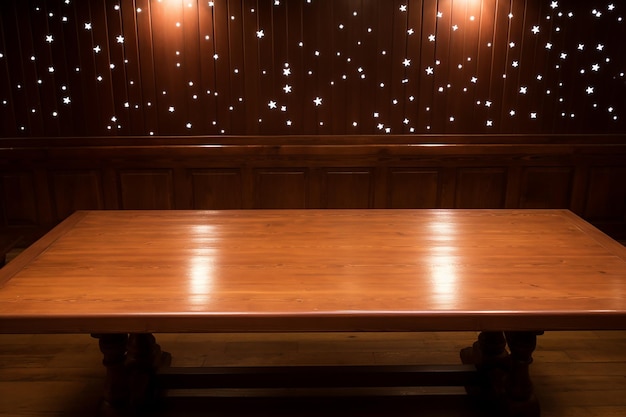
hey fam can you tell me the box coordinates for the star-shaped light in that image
[471,77,478,83]
[62,97,71,104]
[425,66,434,75]
[268,100,277,109]
[592,63,600,71]
[531,26,540,34]
[520,86,528,94]
[116,35,124,43]
[586,86,594,95]
[545,43,553,50]
[530,112,538,119]
[485,101,492,107]
[510,110,516,116]
[283,68,291,76]
[452,25,459,31]
[428,34,436,42]
[512,61,519,67]
[437,12,443,18]
[403,58,411,67]
[93,45,101,53]
[256,30,264,38]
[399,5,407,12]
[550,1,558,9]
[313,97,322,106]
[85,23,92,30]
[560,52,567,59]
[403,118,409,124]
[46,35,54,43]
[377,123,384,130]
[407,28,414,35]
[486,120,493,127]
[597,44,604,51]
[578,44,585,51]
[283,84,292,93]
[168,106,175,112]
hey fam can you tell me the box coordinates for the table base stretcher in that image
[92,331,541,417]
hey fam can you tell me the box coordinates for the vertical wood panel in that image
[388,169,440,208]
[191,169,243,209]
[254,169,308,209]
[584,166,626,221]
[519,167,573,208]
[1,172,38,225]
[118,170,173,210]
[51,171,104,220]
[455,167,507,208]
[322,169,373,209]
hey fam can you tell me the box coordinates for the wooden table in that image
[2,209,626,416]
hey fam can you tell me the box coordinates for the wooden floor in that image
[2,251,626,416]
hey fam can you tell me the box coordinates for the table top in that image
[1,209,626,334]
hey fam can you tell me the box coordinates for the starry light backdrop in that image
[0,0,624,137]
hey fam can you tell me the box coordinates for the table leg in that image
[92,333,171,411]
[126,333,172,408]
[91,333,130,408]
[460,331,541,417]
[504,331,541,417]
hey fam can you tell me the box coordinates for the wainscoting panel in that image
[1,135,625,243]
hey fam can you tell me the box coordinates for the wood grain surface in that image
[1,209,626,334]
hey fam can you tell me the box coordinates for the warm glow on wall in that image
[0,0,624,137]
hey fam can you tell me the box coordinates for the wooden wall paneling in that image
[118,169,174,210]
[313,0,334,135]
[372,1,394,134]
[256,1,277,134]
[485,0,512,133]
[387,168,440,209]
[329,0,349,135]
[211,0,233,134]
[321,169,374,209]
[443,0,470,133]
[470,0,495,133]
[133,0,158,135]
[5,2,42,137]
[105,0,132,136]
[343,0,362,134]
[514,0,544,135]
[1,172,38,226]
[102,167,119,210]
[181,0,206,136]
[0,10,17,136]
[402,0,422,134]
[72,0,104,134]
[89,0,119,135]
[498,0,526,134]
[58,0,86,135]
[38,1,68,136]
[197,0,218,134]
[50,170,104,221]
[455,167,507,208]
[190,169,243,210]
[282,0,304,134]
[415,0,438,132]
[519,167,574,209]
[270,0,290,134]
[119,1,146,135]
[224,0,246,136]
[606,5,626,133]
[430,0,453,133]
[241,0,261,135]
[584,166,626,222]
[253,168,308,209]
[388,0,409,133]
[355,0,377,134]
[150,1,184,135]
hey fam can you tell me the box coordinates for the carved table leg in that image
[504,331,541,417]
[91,333,130,408]
[460,331,509,401]
[461,331,542,417]
[126,333,172,408]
